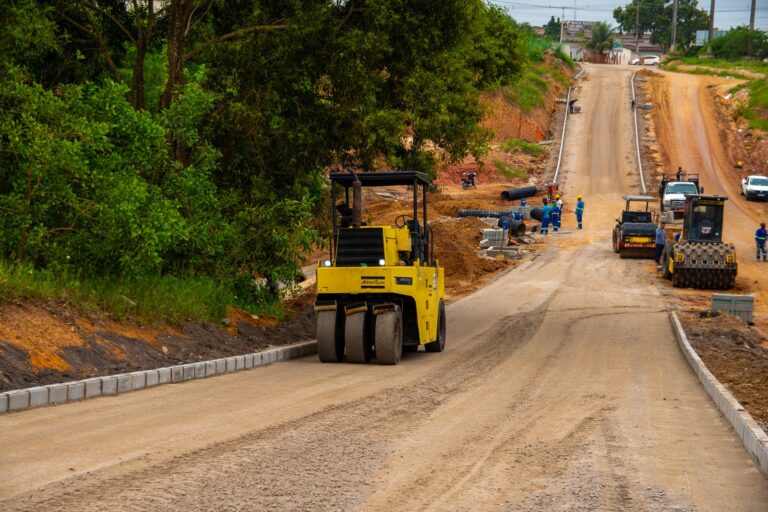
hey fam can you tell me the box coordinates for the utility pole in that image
[748,0,756,56]
[635,1,640,58]
[560,7,565,45]
[670,0,679,53]
[708,0,715,46]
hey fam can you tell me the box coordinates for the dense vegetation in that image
[0,1,562,323]
[613,0,709,52]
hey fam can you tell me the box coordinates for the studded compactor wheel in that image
[317,310,344,363]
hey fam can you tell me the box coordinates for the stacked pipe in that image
[500,185,537,201]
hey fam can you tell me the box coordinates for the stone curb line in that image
[670,312,768,479]
[0,340,318,415]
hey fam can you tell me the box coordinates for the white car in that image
[741,175,768,200]
[630,55,660,65]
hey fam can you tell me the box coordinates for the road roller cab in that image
[314,170,446,365]
[612,195,657,258]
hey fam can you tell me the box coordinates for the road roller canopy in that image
[329,171,432,187]
[623,195,655,203]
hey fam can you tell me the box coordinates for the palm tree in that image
[587,22,616,58]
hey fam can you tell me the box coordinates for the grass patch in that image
[504,67,547,112]
[0,260,285,326]
[502,138,544,157]
[666,57,768,75]
[740,78,768,130]
[494,159,529,179]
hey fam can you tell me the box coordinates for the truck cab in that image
[659,173,700,221]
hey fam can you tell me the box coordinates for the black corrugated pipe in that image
[500,185,537,201]
[458,209,513,219]
[529,207,544,221]
[509,219,526,236]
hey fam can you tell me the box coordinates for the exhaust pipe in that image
[346,168,362,228]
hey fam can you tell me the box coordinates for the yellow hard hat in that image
[577,195,582,199]
[555,194,561,199]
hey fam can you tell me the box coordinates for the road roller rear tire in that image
[317,310,344,363]
[374,307,402,365]
[345,312,371,363]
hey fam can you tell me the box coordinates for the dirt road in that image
[1,65,767,511]
[649,70,768,329]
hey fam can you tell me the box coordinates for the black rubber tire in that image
[317,310,344,363]
[374,307,403,365]
[425,300,447,353]
[345,312,371,363]
[612,229,619,253]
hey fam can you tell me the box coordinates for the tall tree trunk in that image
[161,0,195,111]
[134,39,146,110]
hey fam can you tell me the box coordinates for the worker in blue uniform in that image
[575,195,585,229]
[551,195,561,232]
[541,198,552,235]
[756,222,767,261]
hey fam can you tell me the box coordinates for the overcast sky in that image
[490,0,768,32]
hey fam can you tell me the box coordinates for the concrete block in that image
[0,393,8,414]
[235,356,245,371]
[145,370,159,387]
[83,378,101,399]
[158,367,171,384]
[244,354,254,369]
[171,366,185,383]
[215,359,226,374]
[183,364,195,381]
[28,386,49,407]
[205,361,217,377]
[67,382,85,401]
[226,357,237,373]
[117,374,132,394]
[8,390,30,411]
[131,372,146,390]
[195,362,206,378]
[100,376,118,396]
[49,383,69,403]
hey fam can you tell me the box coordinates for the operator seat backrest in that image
[405,220,423,263]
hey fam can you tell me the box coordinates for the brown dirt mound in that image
[431,217,509,298]
[679,312,768,430]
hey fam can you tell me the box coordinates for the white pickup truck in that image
[741,175,768,201]
[661,181,700,219]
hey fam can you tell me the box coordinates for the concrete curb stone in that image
[49,383,69,403]
[100,377,118,396]
[117,374,132,394]
[67,382,85,401]
[84,379,101,399]
[158,368,171,384]
[131,372,147,390]
[670,312,768,479]
[8,390,30,411]
[0,340,318,414]
[145,370,159,387]
[29,387,49,407]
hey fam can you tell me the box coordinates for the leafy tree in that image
[708,27,768,59]
[586,22,616,56]
[613,0,709,52]
[544,16,561,41]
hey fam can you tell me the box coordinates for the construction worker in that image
[655,222,666,265]
[551,195,561,232]
[575,195,585,229]
[541,198,552,235]
[756,222,767,262]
